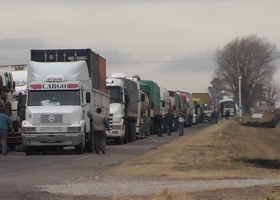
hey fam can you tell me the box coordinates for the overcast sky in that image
[1,0,280,93]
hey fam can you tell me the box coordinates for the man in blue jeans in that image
[178,112,185,136]
[164,110,175,136]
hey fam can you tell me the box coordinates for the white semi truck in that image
[106,73,138,145]
[21,60,109,155]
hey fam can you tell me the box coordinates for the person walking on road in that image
[178,112,185,136]
[164,109,175,136]
[154,111,163,137]
[0,107,14,155]
[87,108,110,154]
[211,110,216,124]
[225,110,230,120]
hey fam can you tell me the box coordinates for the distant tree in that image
[213,35,280,114]
[263,81,280,109]
[208,78,224,108]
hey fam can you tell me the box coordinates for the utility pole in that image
[238,76,242,118]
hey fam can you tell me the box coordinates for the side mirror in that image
[86,92,91,103]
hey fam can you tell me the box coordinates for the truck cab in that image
[22,61,93,155]
[106,73,138,145]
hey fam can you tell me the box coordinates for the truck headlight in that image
[23,127,36,133]
[111,125,122,130]
[67,127,81,132]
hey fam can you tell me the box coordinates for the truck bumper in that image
[7,132,22,144]
[106,129,124,139]
[22,133,85,146]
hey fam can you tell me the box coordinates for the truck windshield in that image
[107,86,122,103]
[27,90,80,106]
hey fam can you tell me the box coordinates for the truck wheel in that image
[8,144,16,151]
[128,122,133,142]
[25,146,33,156]
[132,123,136,142]
[115,136,123,145]
[13,120,20,132]
[86,131,94,153]
[123,122,128,144]
[5,101,12,117]
[75,142,84,154]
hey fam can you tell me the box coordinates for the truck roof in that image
[27,61,89,83]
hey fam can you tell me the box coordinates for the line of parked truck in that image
[0,48,214,155]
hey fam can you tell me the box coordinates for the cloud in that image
[0,38,45,65]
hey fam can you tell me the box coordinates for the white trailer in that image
[21,61,109,155]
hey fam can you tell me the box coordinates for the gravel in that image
[37,176,280,197]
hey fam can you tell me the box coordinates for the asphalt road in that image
[0,123,209,200]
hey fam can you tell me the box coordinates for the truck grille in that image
[40,127,64,132]
[41,114,63,123]
[109,114,113,125]
[33,113,70,124]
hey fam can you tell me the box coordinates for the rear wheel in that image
[123,122,128,144]
[86,131,94,153]
[115,136,123,145]
[128,122,136,142]
[8,144,16,151]
[132,123,136,142]
[75,142,84,154]
[25,146,34,156]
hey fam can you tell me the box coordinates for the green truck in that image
[139,80,160,135]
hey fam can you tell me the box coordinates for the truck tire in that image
[128,122,133,142]
[8,143,16,151]
[25,146,34,156]
[128,122,136,142]
[13,120,20,132]
[86,131,94,153]
[123,122,128,144]
[5,101,12,117]
[115,136,123,145]
[132,122,136,142]
[75,142,84,154]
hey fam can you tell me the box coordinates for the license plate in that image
[48,136,55,143]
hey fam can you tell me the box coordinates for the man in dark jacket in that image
[87,108,110,154]
[154,111,163,137]
[164,109,175,136]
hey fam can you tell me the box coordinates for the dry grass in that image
[104,119,280,179]
[99,117,280,200]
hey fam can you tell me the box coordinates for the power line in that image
[0,57,29,61]
[107,58,214,64]
[0,56,214,64]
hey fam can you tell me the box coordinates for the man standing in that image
[0,107,14,155]
[164,109,175,136]
[154,111,163,137]
[178,112,185,136]
[87,108,110,154]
